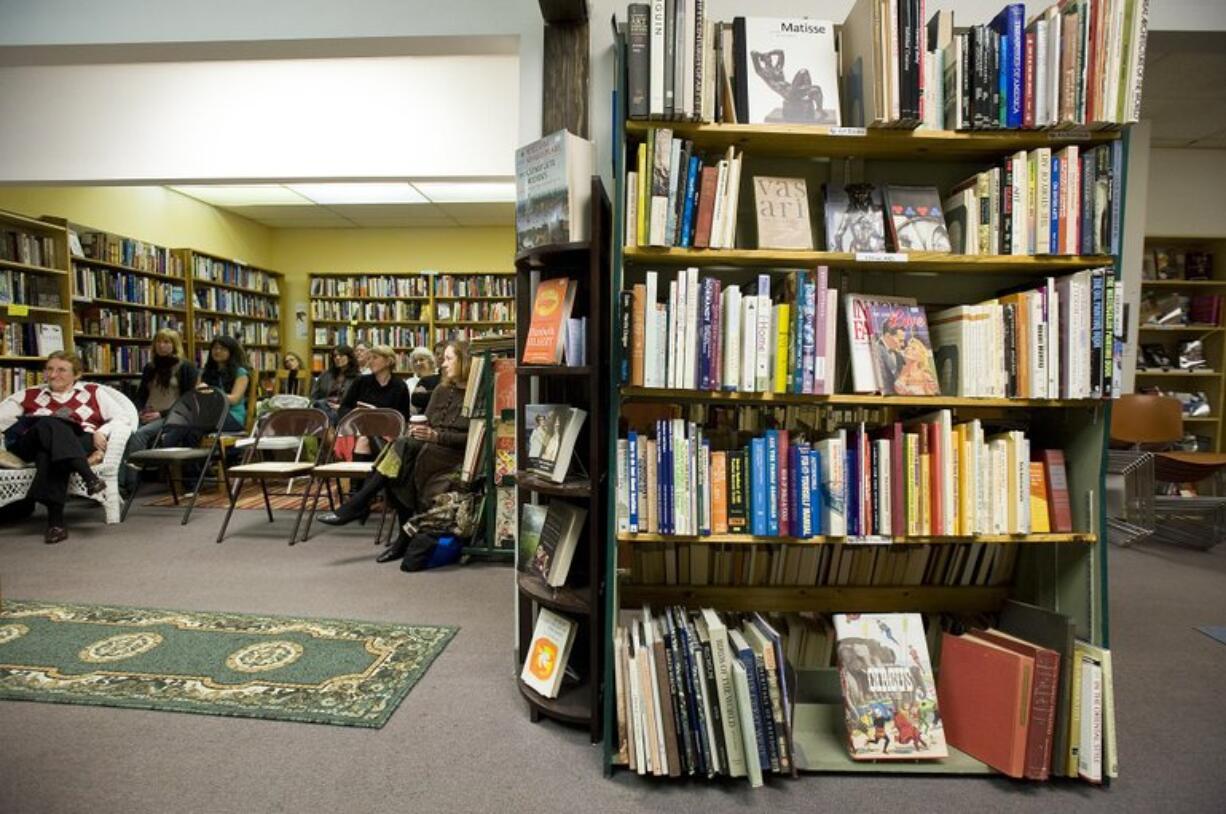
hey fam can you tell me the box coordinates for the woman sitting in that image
[280,351,306,396]
[310,344,360,421]
[123,328,199,493]
[0,352,134,544]
[404,347,440,416]
[319,341,471,565]
[197,336,250,433]
[353,341,373,375]
[338,344,411,470]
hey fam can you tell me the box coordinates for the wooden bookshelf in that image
[0,210,72,397]
[624,247,1115,273]
[620,585,1011,614]
[180,249,284,372]
[617,532,1096,545]
[621,387,1104,410]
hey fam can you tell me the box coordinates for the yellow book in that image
[773,303,790,393]
[919,451,931,536]
[958,423,974,536]
[905,433,920,536]
[1029,461,1051,533]
[636,143,648,245]
[1067,642,1087,776]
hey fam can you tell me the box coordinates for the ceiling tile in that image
[435,202,515,226]
[1143,98,1226,144]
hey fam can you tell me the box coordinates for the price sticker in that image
[7,304,30,317]
[846,535,893,546]
[830,126,868,137]
[854,252,909,263]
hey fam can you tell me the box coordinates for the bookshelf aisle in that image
[0,210,72,397]
[601,13,1127,782]
[1137,237,1226,451]
[180,249,283,373]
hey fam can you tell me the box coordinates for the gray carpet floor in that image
[1,503,1225,814]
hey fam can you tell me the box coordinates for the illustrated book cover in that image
[734,17,840,125]
[521,607,577,699]
[823,183,886,252]
[514,130,594,253]
[521,278,577,365]
[525,403,588,483]
[883,185,953,252]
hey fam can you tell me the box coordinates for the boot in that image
[375,531,411,563]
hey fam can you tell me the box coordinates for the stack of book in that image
[192,288,279,319]
[194,317,279,347]
[191,256,280,294]
[0,367,40,398]
[78,231,180,275]
[309,274,429,298]
[310,300,427,322]
[0,228,56,267]
[76,307,179,338]
[77,342,151,375]
[311,325,429,349]
[434,274,515,298]
[72,267,187,309]
[0,270,62,309]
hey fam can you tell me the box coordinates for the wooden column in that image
[540,0,589,138]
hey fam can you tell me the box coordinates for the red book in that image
[493,358,516,414]
[927,422,943,536]
[1023,31,1036,129]
[938,632,1034,778]
[1040,449,1073,532]
[778,430,791,537]
[692,167,719,249]
[971,628,1062,780]
[522,278,576,365]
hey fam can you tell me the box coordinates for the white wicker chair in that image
[0,384,138,524]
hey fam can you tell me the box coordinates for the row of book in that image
[311,325,429,349]
[195,347,280,372]
[433,276,515,298]
[627,128,742,249]
[0,367,41,399]
[0,270,63,309]
[76,342,152,375]
[1139,292,1221,328]
[1144,247,1214,281]
[434,301,513,323]
[945,142,1122,257]
[77,231,181,276]
[195,317,280,347]
[628,539,1021,590]
[192,288,280,320]
[0,229,56,268]
[72,268,187,310]
[191,256,280,295]
[615,418,1072,538]
[0,321,63,358]
[310,275,430,298]
[310,300,428,323]
[75,308,181,338]
[434,326,511,345]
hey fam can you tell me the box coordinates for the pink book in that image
[814,266,829,394]
[778,430,791,537]
[710,278,722,391]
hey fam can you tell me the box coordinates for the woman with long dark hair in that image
[310,344,361,419]
[197,336,250,432]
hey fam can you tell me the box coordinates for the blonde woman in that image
[124,329,199,491]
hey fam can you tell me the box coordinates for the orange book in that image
[631,283,646,386]
[998,293,1031,397]
[710,450,729,534]
[1029,461,1051,533]
[492,358,516,414]
[522,278,576,364]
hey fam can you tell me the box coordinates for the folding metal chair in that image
[215,407,330,544]
[122,389,230,525]
[298,408,407,545]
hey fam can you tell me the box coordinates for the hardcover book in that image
[514,130,594,253]
[823,184,886,253]
[522,278,577,365]
[533,500,587,587]
[521,607,577,699]
[882,185,953,252]
[525,404,588,483]
[832,613,947,760]
[734,17,840,125]
[753,176,813,250]
[866,304,941,396]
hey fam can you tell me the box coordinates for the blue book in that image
[728,628,772,772]
[991,4,1025,128]
[750,438,768,536]
[679,155,701,248]
[794,443,810,538]
[1050,156,1061,253]
[660,420,673,535]
[801,280,816,394]
[1109,142,1123,255]
[765,431,780,536]
[627,431,639,532]
[809,448,824,535]
[655,421,667,536]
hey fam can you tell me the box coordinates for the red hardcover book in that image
[970,629,1061,780]
[927,422,943,536]
[1040,449,1073,532]
[1023,31,1036,129]
[937,632,1033,778]
[692,167,719,249]
[890,422,905,538]
[493,358,516,414]
[778,430,791,537]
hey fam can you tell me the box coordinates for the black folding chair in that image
[298,407,407,545]
[215,408,330,544]
[122,389,230,525]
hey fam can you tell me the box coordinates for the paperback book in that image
[525,404,588,483]
[733,17,840,125]
[515,130,594,253]
[823,184,886,253]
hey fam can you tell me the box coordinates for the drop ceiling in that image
[1143,31,1226,148]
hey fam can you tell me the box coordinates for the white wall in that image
[1145,147,1226,238]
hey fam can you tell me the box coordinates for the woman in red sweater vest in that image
[0,351,133,543]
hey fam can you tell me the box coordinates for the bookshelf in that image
[1137,237,1226,452]
[180,249,284,373]
[514,178,611,742]
[307,272,515,372]
[602,36,1121,780]
[0,209,72,397]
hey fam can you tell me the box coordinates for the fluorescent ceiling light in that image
[168,185,311,206]
[288,183,427,205]
[412,181,516,203]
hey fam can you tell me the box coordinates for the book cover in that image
[999,600,1076,777]
[493,420,515,485]
[515,130,594,252]
[1040,449,1073,532]
[824,183,886,253]
[972,628,1062,780]
[627,4,651,118]
[522,278,577,365]
[517,503,549,574]
[753,176,813,250]
[525,404,588,483]
[521,607,577,699]
[734,17,840,125]
[867,304,941,396]
[833,613,946,760]
[535,501,587,587]
[883,185,953,252]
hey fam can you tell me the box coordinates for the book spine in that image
[1023,29,1036,129]
[1089,270,1104,400]
[650,0,666,118]
[663,0,676,117]
[732,18,749,127]
[628,431,640,533]
[777,430,790,538]
[1024,650,1061,780]
[628,4,651,119]
[750,438,768,537]
[618,290,634,385]
[1008,4,1024,128]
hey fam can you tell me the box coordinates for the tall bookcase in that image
[307,271,515,373]
[514,178,611,742]
[601,41,1122,777]
[180,249,283,373]
[1136,237,1226,452]
[0,209,72,397]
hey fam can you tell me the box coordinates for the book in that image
[521,607,577,699]
[35,323,64,355]
[733,17,840,125]
[525,404,588,483]
[971,628,1061,781]
[753,176,813,250]
[531,500,587,587]
[866,304,940,396]
[514,130,595,253]
[999,599,1076,777]
[938,632,1033,777]
[823,183,886,252]
[883,185,953,252]
[832,613,946,760]
[1040,449,1073,533]
[522,278,577,365]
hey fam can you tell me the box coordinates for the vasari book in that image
[882,185,953,252]
[833,613,946,760]
[521,278,577,365]
[533,500,588,587]
[753,176,813,250]
[525,403,588,483]
[823,184,886,252]
[514,130,594,253]
[517,503,549,574]
[733,17,840,125]
[521,607,577,699]
[867,304,941,396]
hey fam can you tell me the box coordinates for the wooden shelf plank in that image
[620,386,1102,409]
[618,532,1095,545]
[1134,369,1222,378]
[623,246,1114,273]
[1140,279,1226,288]
[0,210,67,233]
[78,297,187,314]
[517,365,593,376]
[1137,324,1222,333]
[620,584,1010,613]
[517,677,591,724]
[191,307,280,323]
[0,355,50,363]
[72,255,183,280]
[517,572,592,615]
[625,120,1121,160]
[3,304,70,316]
[0,258,68,276]
[515,242,591,268]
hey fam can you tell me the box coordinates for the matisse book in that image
[734,17,841,126]
[866,304,941,396]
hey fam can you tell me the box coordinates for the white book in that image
[650,0,666,117]
[616,439,630,533]
[816,435,847,536]
[685,266,700,389]
[627,641,647,773]
[680,0,694,119]
[740,295,758,392]
[722,285,742,389]
[701,16,716,122]
[721,150,742,250]
[1046,7,1062,126]
[674,420,691,535]
[640,613,670,776]
[633,621,660,774]
[625,171,639,248]
[1079,658,1104,783]
[754,274,772,392]
[731,659,764,788]
[1018,434,1031,534]
[875,439,891,535]
[943,35,963,129]
[521,607,577,699]
[667,278,680,388]
[823,293,838,396]
[887,0,901,122]
[687,421,699,538]
[1047,280,1060,399]
[657,306,668,392]
[644,271,659,387]
[1011,151,1027,255]
[1035,148,1052,254]
[709,158,730,249]
[701,609,748,777]
[1033,17,1049,125]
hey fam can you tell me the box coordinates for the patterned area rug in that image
[0,600,455,727]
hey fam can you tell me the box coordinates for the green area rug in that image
[0,600,456,727]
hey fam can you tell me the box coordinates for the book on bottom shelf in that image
[521,607,578,699]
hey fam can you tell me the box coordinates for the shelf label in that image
[829,126,867,137]
[847,535,893,546]
[854,252,909,263]
[1047,129,1092,142]
[7,304,29,316]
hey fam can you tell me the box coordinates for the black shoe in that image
[84,476,107,496]
[318,512,355,527]
[45,526,68,544]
